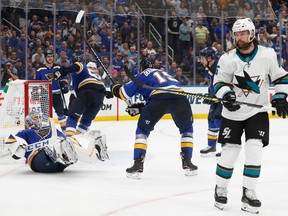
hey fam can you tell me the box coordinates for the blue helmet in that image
[140,57,154,71]
[199,47,216,60]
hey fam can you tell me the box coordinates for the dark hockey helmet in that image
[199,47,216,60]
[44,50,54,58]
[140,57,154,71]
[72,55,82,63]
[25,111,42,129]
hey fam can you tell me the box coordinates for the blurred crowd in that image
[0,0,288,87]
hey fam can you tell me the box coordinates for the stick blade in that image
[75,10,85,24]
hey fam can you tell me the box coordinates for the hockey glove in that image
[105,91,114,99]
[271,93,288,118]
[59,80,69,94]
[125,103,145,116]
[110,83,122,98]
[222,91,240,112]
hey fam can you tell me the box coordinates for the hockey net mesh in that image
[0,80,52,160]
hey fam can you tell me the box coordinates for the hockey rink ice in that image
[0,118,287,216]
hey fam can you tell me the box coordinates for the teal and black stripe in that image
[216,164,233,179]
[243,165,261,178]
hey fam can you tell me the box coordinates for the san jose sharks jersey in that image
[119,68,182,101]
[214,45,288,120]
[5,126,65,165]
[36,64,65,94]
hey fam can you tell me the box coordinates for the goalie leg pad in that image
[95,134,109,161]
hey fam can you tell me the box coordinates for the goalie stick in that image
[123,66,269,109]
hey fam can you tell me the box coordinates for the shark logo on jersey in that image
[235,70,261,96]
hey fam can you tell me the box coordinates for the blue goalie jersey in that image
[5,126,66,165]
[119,68,182,101]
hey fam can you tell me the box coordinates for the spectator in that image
[1,61,18,87]
[31,47,45,64]
[127,45,138,62]
[174,68,190,85]
[168,61,178,76]
[98,56,112,86]
[14,58,25,79]
[168,11,180,56]
[57,41,73,61]
[179,16,193,63]
[28,67,37,80]
[195,20,210,52]
[214,19,230,48]
[8,30,19,51]
[145,41,156,55]
[112,53,124,72]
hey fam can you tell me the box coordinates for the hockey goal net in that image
[0,80,53,159]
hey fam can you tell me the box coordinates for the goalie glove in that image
[125,103,145,116]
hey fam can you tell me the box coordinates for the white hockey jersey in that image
[214,45,288,120]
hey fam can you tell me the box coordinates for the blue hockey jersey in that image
[5,126,65,166]
[119,68,182,101]
[70,62,105,93]
[36,64,63,94]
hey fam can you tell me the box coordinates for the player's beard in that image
[236,40,253,51]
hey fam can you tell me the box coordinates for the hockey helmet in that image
[72,55,82,63]
[199,47,216,60]
[87,61,97,71]
[25,111,42,129]
[140,57,154,71]
[44,50,54,58]
[232,18,255,42]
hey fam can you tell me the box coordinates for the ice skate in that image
[241,187,261,214]
[126,155,145,179]
[214,185,228,210]
[180,152,198,176]
[200,146,216,157]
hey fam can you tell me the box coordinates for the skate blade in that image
[241,203,260,214]
[214,202,225,210]
[200,152,216,157]
[126,172,142,180]
[184,169,197,176]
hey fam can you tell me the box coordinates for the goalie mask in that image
[25,111,42,129]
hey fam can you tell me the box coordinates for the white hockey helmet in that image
[87,61,97,71]
[232,18,255,42]
[25,111,42,129]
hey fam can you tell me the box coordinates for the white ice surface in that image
[0,118,287,216]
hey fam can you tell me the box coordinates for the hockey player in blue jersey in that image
[199,47,223,157]
[110,57,198,179]
[35,50,68,131]
[52,57,113,136]
[4,111,109,173]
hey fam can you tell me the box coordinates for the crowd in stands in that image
[0,0,288,88]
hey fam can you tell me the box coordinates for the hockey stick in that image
[58,80,69,115]
[123,66,267,109]
[75,10,115,85]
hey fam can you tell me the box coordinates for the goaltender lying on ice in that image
[1,112,109,173]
